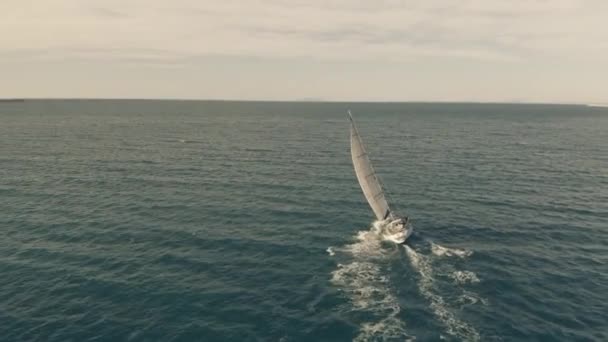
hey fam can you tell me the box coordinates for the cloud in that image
[1,0,606,64]
[0,0,606,101]
[87,6,129,18]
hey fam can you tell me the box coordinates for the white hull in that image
[382,217,413,244]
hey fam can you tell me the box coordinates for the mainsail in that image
[348,111,391,220]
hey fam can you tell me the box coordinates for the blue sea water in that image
[1,100,607,341]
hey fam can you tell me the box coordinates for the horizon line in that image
[0,97,601,106]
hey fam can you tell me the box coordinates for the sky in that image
[1,0,606,102]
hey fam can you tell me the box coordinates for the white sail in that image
[349,111,391,220]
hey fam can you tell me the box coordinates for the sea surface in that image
[1,100,607,341]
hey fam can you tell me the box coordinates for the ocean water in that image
[1,100,607,342]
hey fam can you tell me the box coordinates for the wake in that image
[329,225,414,341]
[404,244,481,341]
[431,242,472,258]
[329,221,485,341]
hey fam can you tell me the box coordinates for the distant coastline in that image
[0,98,594,106]
[0,98,603,107]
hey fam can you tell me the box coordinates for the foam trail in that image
[404,245,480,341]
[431,242,472,258]
[457,290,489,307]
[451,271,480,285]
[330,225,413,341]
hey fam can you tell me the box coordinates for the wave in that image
[404,245,481,341]
[450,271,480,285]
[330,225,413,341]
[457,290,489,307]
[431,242,472,258]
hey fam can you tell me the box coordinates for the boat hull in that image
[382,217,413,244]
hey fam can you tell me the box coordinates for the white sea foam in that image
[372,220,385,233]
[331,262,393,311]
[457,291,489,306]
[344,230,385,258]
[450,271,480,285]
[431,242,472,258]
[326,247,335,256]
[330,225,412,341]
[404,245,480,341]
[356,319,416,342]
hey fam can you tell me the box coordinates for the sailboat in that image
[348,110,413,243]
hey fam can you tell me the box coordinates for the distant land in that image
[0,98,606,107]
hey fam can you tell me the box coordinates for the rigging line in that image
[373,191,385,200]
[379,172,402,215]
[368,148,403,215]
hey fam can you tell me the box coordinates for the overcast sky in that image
[1,0,606,102]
